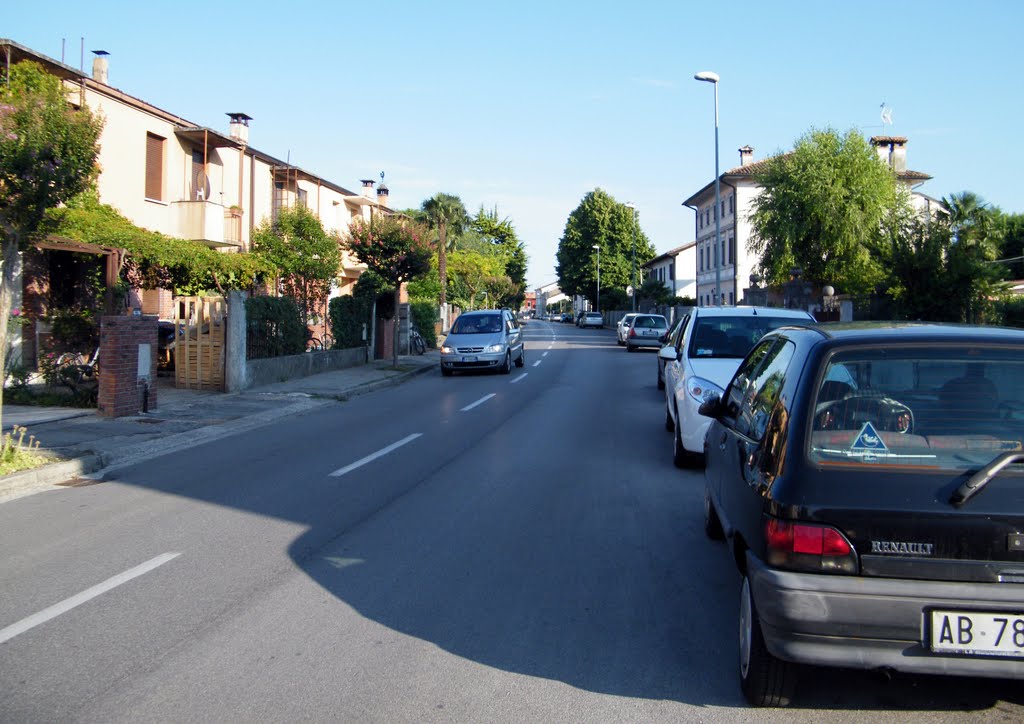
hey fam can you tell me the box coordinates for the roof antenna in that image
[880,102,894,128]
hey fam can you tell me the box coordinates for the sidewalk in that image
[0,350,440,502]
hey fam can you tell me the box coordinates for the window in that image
[191,149,209,201]
[273,181,285,221]
[736,340,796,441]
[728,235,734,264]
[721,200,725,217]
[730,195,735,215]
[297,187,308,208]
[700,247,704,271]
[669,261,675,281]
[145,133,165,201]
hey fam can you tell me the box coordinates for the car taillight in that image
[764,518,858,574]
[629,328,637,337]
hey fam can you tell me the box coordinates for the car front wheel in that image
[739,576,796,707]
[515,348,525,368]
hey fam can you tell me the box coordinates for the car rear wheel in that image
[739,576,796,707]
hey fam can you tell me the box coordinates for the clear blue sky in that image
[7,1,1024,289]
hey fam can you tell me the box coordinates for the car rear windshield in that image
[809,345,1024,471]
[633,316,667,329]
[451,315,502,334]
[689,316,807,359]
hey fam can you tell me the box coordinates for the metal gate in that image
[174,296,225,391]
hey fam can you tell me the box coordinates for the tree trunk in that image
[0,235,20,433]
[438,222,447,311]
[392,287,401,369]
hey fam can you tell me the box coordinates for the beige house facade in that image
[2,39,387,320]
[642,241,697,301]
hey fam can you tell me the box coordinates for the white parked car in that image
[661,306,815,467]
[616,313,638,345]
[580,312,604,328]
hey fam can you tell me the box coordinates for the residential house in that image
[682,137,933,307]
[642,242,697,301]
[2,39,389,366]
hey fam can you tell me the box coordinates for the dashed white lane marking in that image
[510,373,528,384]
[532,360,542,367]
[0,552,182,645]
[461,393,496,412]
[330,434,422,477]
[542,351,549,357]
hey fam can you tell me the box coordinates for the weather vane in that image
[880,102,894,127]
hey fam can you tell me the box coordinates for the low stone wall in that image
[243,346,368,390]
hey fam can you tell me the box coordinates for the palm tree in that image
[421,193,468,328]
[942,191,988,243]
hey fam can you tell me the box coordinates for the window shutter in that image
[145,133,164,200]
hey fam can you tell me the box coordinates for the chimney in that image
[360,179,376,200]
[226,113,252,145]
[376,173,389,207]
[91,50,109,84]
[870,136,908,174]
[738,145,754,167]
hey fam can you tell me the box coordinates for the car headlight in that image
[484,343,506,354]
[686,376,724,404]
[440,345,454,354]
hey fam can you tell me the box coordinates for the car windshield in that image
[809,345,1024,471]
[451,315,502,334]
[689,316,806,359]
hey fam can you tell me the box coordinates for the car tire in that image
[500,351,512,374]
[627,343,636,353]
[704,486,725,540]
[673,418,689,468]
[441,367,453,377]
[739,576,796,707]
[664,404,674,432]
[515,348,525,368]
[657,363,665,390]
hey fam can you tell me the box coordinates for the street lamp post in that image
[593,244,601,312]
[626,202,637,312]
[694,70,721,306]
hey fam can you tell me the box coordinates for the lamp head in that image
[694,71,720,83]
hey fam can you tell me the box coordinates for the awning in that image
[174,127,241,150]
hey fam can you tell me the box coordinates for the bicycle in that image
[410,327,427,355]
[54,348,100,394]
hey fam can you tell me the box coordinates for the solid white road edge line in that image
[510,373,528,384]
[0,552,182,645]
[330,433,422,477]
[461,393,496,412]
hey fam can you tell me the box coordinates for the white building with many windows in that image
[642,242,697,300]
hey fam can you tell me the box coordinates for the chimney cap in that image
[226,112,252,124]
[91,49,109,56]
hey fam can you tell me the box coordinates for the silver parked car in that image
[580,311,604,328]
[440,309,525,376]
[624,314,668,352]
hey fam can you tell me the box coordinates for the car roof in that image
[692,306,815,319]
[459,310,501,316]
[788,321,1024,344]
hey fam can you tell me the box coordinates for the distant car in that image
[625,314,668,352]
[700,322,1024,707]
[662,306,815,467]
[657,316,686,390]
[616,313,638,345]
[440,309,525,376]
[580,312,603,329]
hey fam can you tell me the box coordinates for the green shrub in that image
[245,296,304,359]
[329,295,372,349]
[410,301,438,347]
[997,297,1024,329]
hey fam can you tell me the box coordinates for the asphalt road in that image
[1,319,1022,722]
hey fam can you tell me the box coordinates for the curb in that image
[331,360,436,400]
[0,454,100,503]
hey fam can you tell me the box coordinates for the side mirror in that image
[658,346,677,362]
[698,394,724,419]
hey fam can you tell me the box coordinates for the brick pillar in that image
[98,315,159,418]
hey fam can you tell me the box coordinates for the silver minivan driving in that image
[440,309,525,376]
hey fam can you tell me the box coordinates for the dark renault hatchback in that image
[700,323,1024,707]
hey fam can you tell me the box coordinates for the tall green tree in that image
[471,206,528,309]
[251,205,341,326]
[749,127,908,295]
[420,193,468,323]
[346,215,432,367]
[0,60,103,428]
[555,189,655,310]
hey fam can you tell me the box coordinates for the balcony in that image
[172,200,241,249]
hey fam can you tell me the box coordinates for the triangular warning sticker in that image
[851,421,888,452]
